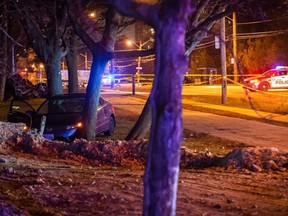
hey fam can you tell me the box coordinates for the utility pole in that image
[221,15,227,104]
[110,59,114,88]
[233,12,238,83]
[61,60,65,70]
[136,41,142,85]
[11,44,16,74]
[85,52,88,70]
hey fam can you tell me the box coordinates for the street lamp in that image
[89,12,96,18]
[79,52,88,70]
[126,39,151,85]
[39,63,44,83]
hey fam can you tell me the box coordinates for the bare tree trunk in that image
[81,51,109,140]
[66,32,79,93]
[125,96,152,140]
[143,14,188,216]
[45,53,63,97]
[0,1,8,101]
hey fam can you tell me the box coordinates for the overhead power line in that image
[237,15,288,25]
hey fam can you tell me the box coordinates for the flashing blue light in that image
[276,66,288,69]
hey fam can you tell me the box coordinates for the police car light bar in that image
[276,66,288,69]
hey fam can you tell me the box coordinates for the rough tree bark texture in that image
[0,1,8,101]
[143,8,189,215]
[65,32,79,93]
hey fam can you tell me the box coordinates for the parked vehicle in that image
[243,66,288,91]
[102,73,114,86]
[7,93,116,142]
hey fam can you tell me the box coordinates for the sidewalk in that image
[106,94,288,151]
[184,100,288,124]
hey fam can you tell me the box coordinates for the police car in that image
[102,73,114,86]
[243,66,288,91]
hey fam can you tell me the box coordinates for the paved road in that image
[104,93,288,151]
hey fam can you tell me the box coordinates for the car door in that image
[271,70,288,88]
[7,100,35,127]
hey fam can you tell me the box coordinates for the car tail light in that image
[23,125,28,131]
[66,122,83,130]
[76,122,83,128]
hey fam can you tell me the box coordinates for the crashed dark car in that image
[7,93,116,142]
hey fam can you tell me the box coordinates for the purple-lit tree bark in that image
[95,0,193,215]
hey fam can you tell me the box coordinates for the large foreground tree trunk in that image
[142,3,190,215]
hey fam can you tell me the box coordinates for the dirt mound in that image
[0,122,25,142]
[219,147,288,172]
[0,122,287,172]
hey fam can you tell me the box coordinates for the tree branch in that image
[189,0,210,28]
[0,26,25,47]
[56,0,68,38]
[93,0,159,27]
[65,0,97,50]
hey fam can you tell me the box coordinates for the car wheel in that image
[258,82,270,91]
[104,116,115,136]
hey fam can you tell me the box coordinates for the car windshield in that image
[37,97,85,114]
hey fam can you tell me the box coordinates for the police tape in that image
[183,76,222,86]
